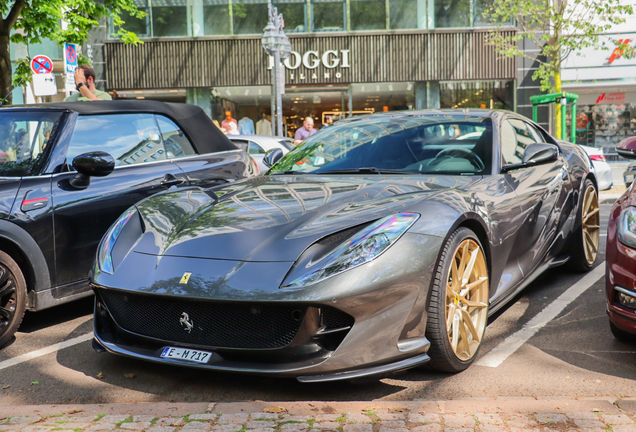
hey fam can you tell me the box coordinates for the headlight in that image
[618,206,636,249]
[285,212,420,287]
[98,207,137,274]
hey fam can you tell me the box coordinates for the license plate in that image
[160,346,211,364]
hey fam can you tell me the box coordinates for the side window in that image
[248,141,266,155]
[67,114,167,167]
[155,115,196,159]
[230,139,249,152]
[501,119,541,165]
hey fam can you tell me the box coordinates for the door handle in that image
[161,173,184,188]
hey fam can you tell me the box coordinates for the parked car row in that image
[1,101,634,383]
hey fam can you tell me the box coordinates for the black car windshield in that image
[0,111,63,177]
[268,116,492,175]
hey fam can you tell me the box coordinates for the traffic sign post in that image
[64,42,79,96]
[30,55,53,75]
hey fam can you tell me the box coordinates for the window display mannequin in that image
[221,111,238,134]
[239,116,255,135]
[256,115,272,136]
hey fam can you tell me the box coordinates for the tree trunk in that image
[0,33,13,105]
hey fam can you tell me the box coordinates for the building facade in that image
[99,0,516,136]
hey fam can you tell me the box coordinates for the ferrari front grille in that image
[98,289,306,349]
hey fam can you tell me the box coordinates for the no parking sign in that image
[64,42,79,94]
[30,55,53,75]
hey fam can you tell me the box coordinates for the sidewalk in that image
[600,185,626,204]
[2,399,636,432]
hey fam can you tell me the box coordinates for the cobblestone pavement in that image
[1,400,636,432]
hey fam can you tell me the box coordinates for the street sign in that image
[64,42,79,95]
[30,55,53,75]
[32,73,57,96]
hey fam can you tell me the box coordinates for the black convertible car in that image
[92,109,599,381]
[0,100,256,346]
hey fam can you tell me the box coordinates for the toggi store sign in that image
[268,49,351,81]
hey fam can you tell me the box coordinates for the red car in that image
[607,136,636,341]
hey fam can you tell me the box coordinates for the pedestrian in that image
[64,65,112,101]
[294,117,317,146]
[319,115,333,130]
[221,111,238,134]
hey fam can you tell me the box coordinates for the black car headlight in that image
[618,207,636,250]
[98,207,138,274]
[285,213,420,288]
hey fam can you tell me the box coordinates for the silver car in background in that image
[229,135,294,174]
[581,144,613,191]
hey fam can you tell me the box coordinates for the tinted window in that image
[268,117,492,175]
[249,141,265,155]
[68,114,167,167]
[279,139,295,151]
[156,115,196,159]
[229,139,249,152]
[0,111,63,177]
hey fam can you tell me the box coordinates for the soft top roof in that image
[5,100,238,154]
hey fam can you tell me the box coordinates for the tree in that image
[0,0,145,104]
[485,0,633,138]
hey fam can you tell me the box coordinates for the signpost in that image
[64,42,79,96]
[30,54,57,98]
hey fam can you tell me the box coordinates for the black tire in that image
[568,178,599,273]
[426,227,489,373]
[0,251,27,348]
[610,322,636,343]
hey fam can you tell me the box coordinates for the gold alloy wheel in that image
[445,239,489,361]
[582,185,600,266]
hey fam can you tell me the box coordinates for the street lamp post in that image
[261,4,291,137]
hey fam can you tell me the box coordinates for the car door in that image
[500,117,569,278]
[51,113,189,287]
[158,115,250,186]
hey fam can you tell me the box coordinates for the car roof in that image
[1,100,238,154]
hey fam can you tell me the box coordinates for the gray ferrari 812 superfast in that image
[91,110,600,382]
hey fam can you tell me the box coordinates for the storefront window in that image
[275,0,307,32]
[118,0,151,36]
[313,0,346,31]
[440,80,514,110]
[474,0,493,25]
[151,0,188,36]
[351,82,415,112]
[573,103,634,154]
[350,0,387,30]
[434,0,470,28]
[204,0,231,35]
[233,0,270,34]
[389,0,418,29]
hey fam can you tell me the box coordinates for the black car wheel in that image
[610,322,636,343]
[0,251,26,347]
[568,179,599,272]
[426,227,489,373]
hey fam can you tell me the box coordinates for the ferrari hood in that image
[132,174,475,262]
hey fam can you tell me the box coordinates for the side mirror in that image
[617,137,636,159]
[70,151,115,189]
[502,143,558,172]
[263,148,283,168]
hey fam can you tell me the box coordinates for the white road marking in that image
[0,332,93,371]
[476,263,605,368]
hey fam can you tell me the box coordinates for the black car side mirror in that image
[263,148,283,168]
[502,143,558,172]
[70,151,115,189]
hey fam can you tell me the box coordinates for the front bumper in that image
[92,232,441,381]
[606,215,636,336]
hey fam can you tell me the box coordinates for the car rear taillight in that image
[589,154,607,162]
[251,157,261,175]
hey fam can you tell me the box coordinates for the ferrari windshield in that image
[269,116,492,175]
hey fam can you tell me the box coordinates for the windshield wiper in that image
[270,170,307,175]
[316,168,421,175]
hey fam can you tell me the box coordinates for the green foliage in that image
[11,57,30,88]
[483,0,634,92]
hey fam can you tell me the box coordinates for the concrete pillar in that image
[192,0,204,36]
[186,88,212,118]
[415,81,440,110]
